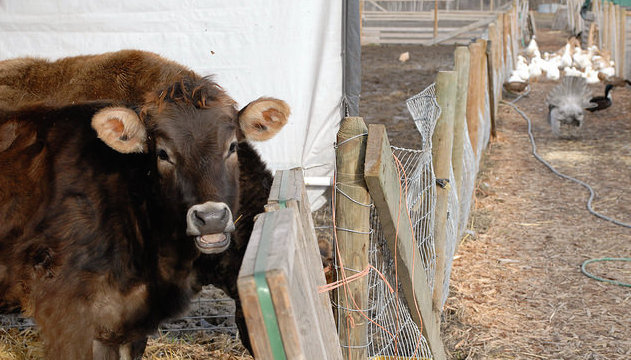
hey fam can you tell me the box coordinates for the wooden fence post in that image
[487,23,498,139]
[477,39,490,150]
[603,2,609,51]
[335,117,370,360]
[466,41,483,156]
[431,71,458,312]
[503,12,512,75]
[620,8,626,77]
[616,5,627,77]
[452,47,470,203]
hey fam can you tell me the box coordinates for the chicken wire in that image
[0,290,238,337]
[406,83,441,149]
[365,145,436,359]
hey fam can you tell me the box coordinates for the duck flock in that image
[507,35,616,85]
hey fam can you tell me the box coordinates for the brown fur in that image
[0,50,290,355]
[0,76,248,359]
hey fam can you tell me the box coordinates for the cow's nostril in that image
[193,210,206,226]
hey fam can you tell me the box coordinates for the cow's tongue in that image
[199,233,226,245]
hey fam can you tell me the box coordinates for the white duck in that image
[559,44,573,69]
[528,54,543,79]
[564,66,582,77]
[542,59,561,80]
[514,56,530,81]
[572,46,592,70]
[526,36,539,58]
[583,65,600,84]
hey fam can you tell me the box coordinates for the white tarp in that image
[0,0,343,208]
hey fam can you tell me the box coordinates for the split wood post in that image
[434,0,439,39]
[528,10,537,37]
[603,2,609,52]
[616,8,627,77]
[487,23,498,139]
[466,41,483,156]
[609,3,620,68]
[588,22,596,48]
[496,15,505,82]
[431,71,458,312]
[364,124,447,360]
[335,117,370,360]
[477,39,489,150]
[452,47,470,202]
[620,8,626,76]
[513,2,520,57]
[503,12,511,75]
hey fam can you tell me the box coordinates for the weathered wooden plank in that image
[238,207,342,360]
[265,168,343,360]
[364,124,447,360]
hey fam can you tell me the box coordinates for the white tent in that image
[0,0,360,208]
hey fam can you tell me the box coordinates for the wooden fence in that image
[238,1,524,358]
[361,0,515,45]
[332,3,522,359]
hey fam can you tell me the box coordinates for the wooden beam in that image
[335,117,370,360]
[424,16,496,46]
[366,0,388,12]
[431,71,458,312]
[364,124,447,360]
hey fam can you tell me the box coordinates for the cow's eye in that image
[228,142,238,155]
[157,149,170,162]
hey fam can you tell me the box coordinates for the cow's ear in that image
[238,98,290,141]
[92,107,147,153]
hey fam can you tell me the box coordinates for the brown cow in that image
[0,50,289,352]
[0,76,289,359]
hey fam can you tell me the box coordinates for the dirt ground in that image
[361,27,631,360]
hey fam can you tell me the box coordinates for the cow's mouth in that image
[195,232,231,254]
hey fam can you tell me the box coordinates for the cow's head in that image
[90,76,289,254]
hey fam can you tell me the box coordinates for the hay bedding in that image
[442,42,631,360]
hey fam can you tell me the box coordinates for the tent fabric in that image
[0,0,345,208]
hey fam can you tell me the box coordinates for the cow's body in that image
[0,73,289,359]
[0,101,201,359]
[0,50,196,108]
[0,50,288,353]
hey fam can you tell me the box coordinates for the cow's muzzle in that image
[186,202,235,254]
